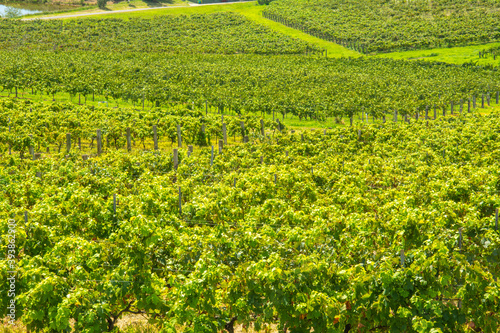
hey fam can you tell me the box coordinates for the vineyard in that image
[263,0,500,54]
[1,52,500,120]
[1,97,500,331]
[2,1,500,332]
[0,12,317,54]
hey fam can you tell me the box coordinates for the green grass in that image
[21,4,98,19]
[375,42,500,66]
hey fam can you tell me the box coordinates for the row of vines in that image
[1,52,500,120]
[0,99,284,157]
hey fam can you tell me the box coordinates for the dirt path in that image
[22,1,242,20]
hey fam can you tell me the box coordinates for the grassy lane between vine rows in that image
[375,42,500,66]
[230,4,359,58]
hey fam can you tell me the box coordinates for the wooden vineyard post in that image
[496,208,498,231]
[240,121,245,142]
[458,228,463,251]
[442,105,446,117]
[29,135,34,159]
[433,105,437,120]
[468,99,471,113]
[222,123,227,145]
[97,129,102,155]
[350,114,353,126]
[210,146,214,166]
[66,133,71,153]
[188,145,193,157]
[451,101,454,115]
[473,95,476,109]
[425,106,428,120]
[153,125,158,151]
[460,99,463,115]
[393,109,397,122]
[260,119,265,136]
[8,118,11,155]
[173,148,178,170]
[178,187,182,216]
[113,194,117,215]
[400,249,405,268]
[177,124,182,148]
[274,174,277,185]
[126,127,131,152]
[205,101,208,116]
[244,136,249,143]
[218,139,223,154]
